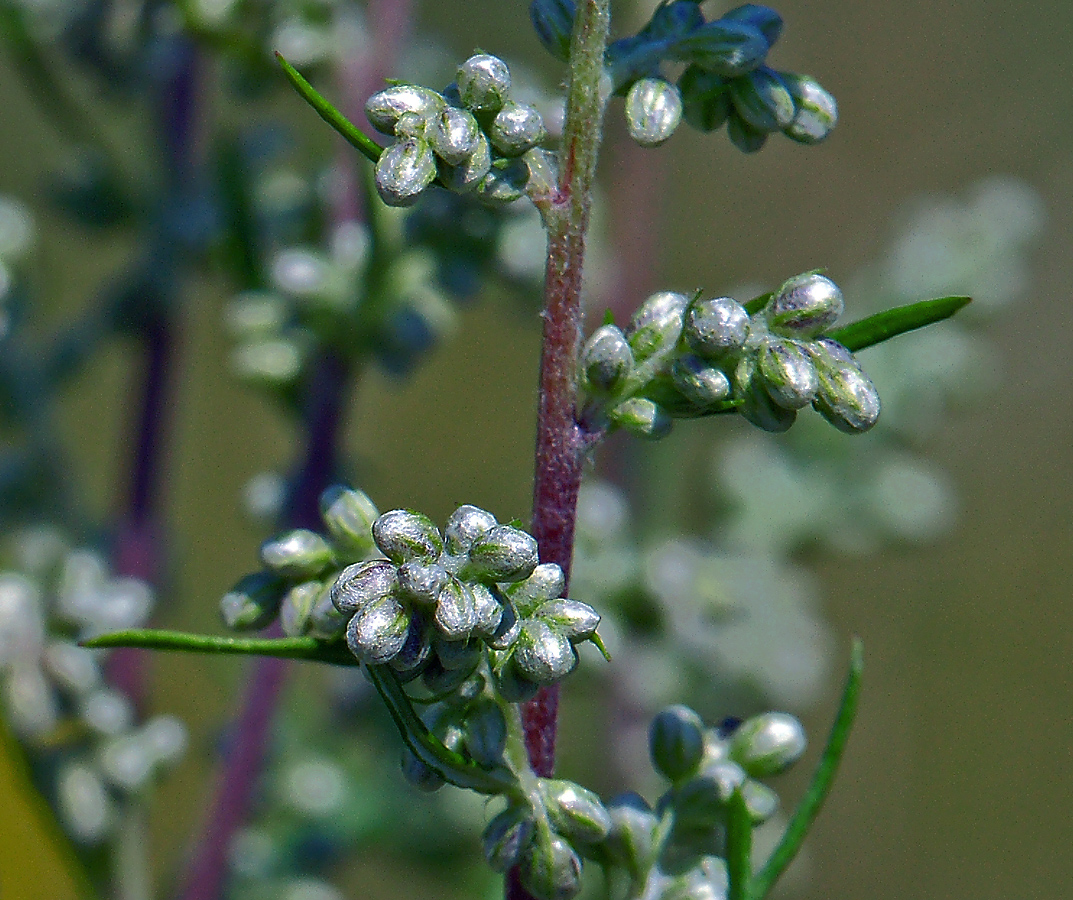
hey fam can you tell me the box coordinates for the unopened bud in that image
[625,291,689,362]
[625,78,683,148]
[610,397,673,439]
[463,698,508,767]
[438,133,492,194]
[401,751,446,791]
[434,578,477,640]
[643,0,704,41]
[477,159,530,205]
[425,106,481,166]
[457,54,511,113]
[684,295,750,358]
[581,324,634,392]
[279,580,323,637]
[484,806,535,872]
[672,760,748,829]
[259,529,335,579]
[444,505,498,554]
[727,110,768,152]
[374,138,437,207]
[490,102,547,156]
[729,66,795,132]
[766,273,844,338]
[520,835,582,900]
[220,572,285,631]
[330,559,398,615]
[540,779,613,843]
[345,596,410,665]
[718,4,784,48]
[373,509,443,563]
[320,485,379,557]
[672,20,768,78]
[514,619,578,684]
[781,73,838,144]
[679,66,731,132]
[530,0,575,63]
[467,525,539,582]
[603,793,658,875]
[810,345,881,433]
[365,85,445,135]
[733,352,796,432]
[756,337,819,409]
[650,705,706,782]
[729,712,806,777]
[536,599,600,643]
[671,355,732,406]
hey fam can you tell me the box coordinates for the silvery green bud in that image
[259,529,335,579]
[741,779,779,824]
[540,779,613,843]
[581,324,634,392]
[490,102,547,157]
[644,0,705,41]
[625,291,689,362]
[425,106,482,166]
[536,599,600,642]
[609,398,673,439]
[330,559,398,615]
[603,793,658,875]
[471,582,504,636]
[393,110,428,139]
[434,578,477,640]
[729,712,806,777]
[781,73,838,144]
[672,760,748,829]
[766,273,844,338]
[514,620,577,684]
[672,21,768,78]
[319,486,378,556]
[679,66,731,132]
[729,67,795,132]
[308,586,347,639]
[477,159,530,205]
[463,698,507,767]
[671,355,732,406]
[756,337,819,409]
[521,836,582,900]
[625,78,683,148]
[374,138,437,207]
[220,572,285,631]
[279,580,323,637]
[365,85,446,135]
[486,601,522,651]
[684,296,750,358]
[345,596,410,665]
[457,54,511,113]
[530,0,575,63]
[397,561,448,606]
[433,636,482,672]
[422,657,475,693]
[401,750,446,791]
[467,525,539,582]
[650,705,706,782]
[438,133,492,194]
[373,509,443,562]
[495,658,541,702]
[733,352,796,432]
[390,613,432,675]
[719,4,784,48]
[509,563,566,615]
[810,346,881,433]
[726,111,767,152]
[484,806,535,872]
[444,504,498,555]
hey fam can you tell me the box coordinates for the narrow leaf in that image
[82,629,359,666]
[275,52,384,164]
[829,296,970,352]
[750,637,864,899]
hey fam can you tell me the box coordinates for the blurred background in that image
[0,1,1069,899]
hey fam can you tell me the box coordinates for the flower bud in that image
[259,529,335,579]
[486,601,522,650]
[401,750,445,791]
[643,0,705,41]
[374,138,437,207]
[530,0,575,63]
[625,78,683,148]
[470,582,504,636]
[494,658,541,702]
[373,510,443,563]
[536,599,600,642]
[422,656,476,693]
[509,563,566,615]
[467,525,539,582]
[434,578,477,640]
[345,596,410,665]
[603,793,658,875]
[319,486,378,557]
[484,807,534,872]
[718,4,784,48]
[650,705,706,782]
[625,291,689,362]
[444,504,498,555]
[726,110,767,152]
[741,779,779,824]
[609,398,673,439]
[683,296,750,358]
[477,159,530,205]
[490,102,547,156]
[425,106,481,166]
[672,21,768,78]
[672,760,747,829]
[679,66,731,132]
[393,110,428,139]
[766,273,844,338]
[279,580,323,637]
[220,572,285,631]
[438,133,492,194]
[397,560,448,606]
[308,586,347,639]
[781,73,838,144]
[330,559,398,615]
[433,636,482,672]
[389,613,432,675]
[463,697,508,767]
[733,353,796,432]
[457,54,511,113]
[729,712,806,777]
[581,324,634,392]
[540,779,613,843]
[756,337,819,409]
[729,66,795,132]
[514,619,578,684]
[365,85,445,134]
[521,836,582,900]
[810,347,881,433]
[671,355,732,406]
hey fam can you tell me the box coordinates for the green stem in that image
[726,789,753,900]
[749,638,864,899]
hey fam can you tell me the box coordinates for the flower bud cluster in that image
[367,53,549,208]
[579,273,880,438]
[603,3,837,151]
[0,529,187,845]
[330,504,601,695]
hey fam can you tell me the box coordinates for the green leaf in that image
[82,629,360,666]
[726,787,753,900]
[828,295,971,352]
[750,637,864,899]
[275,52,384,165]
